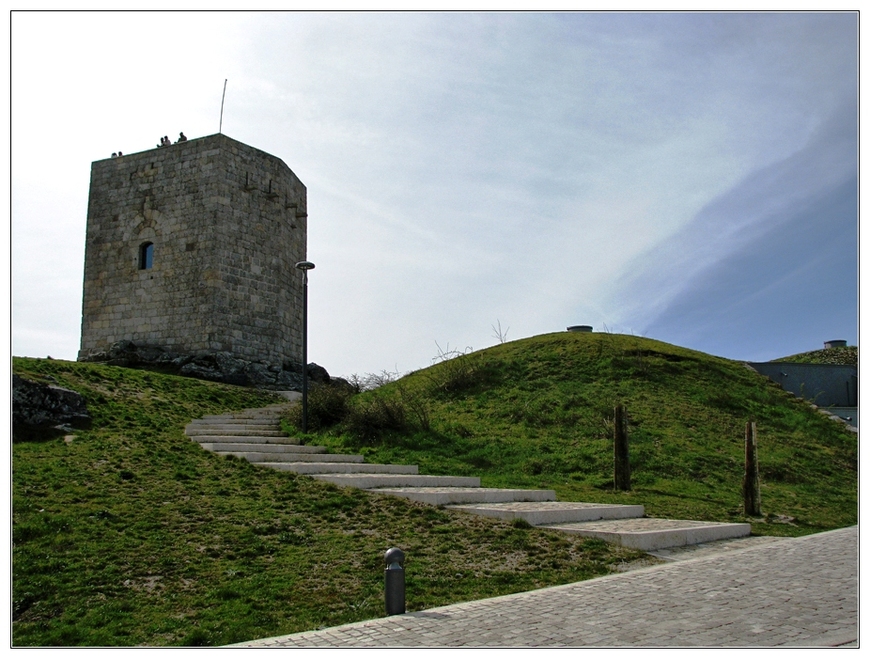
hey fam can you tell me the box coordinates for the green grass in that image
[12,356,646,647]
[299,332,857,537]
[772,345,857,365]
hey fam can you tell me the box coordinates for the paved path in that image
[234,526,857,647]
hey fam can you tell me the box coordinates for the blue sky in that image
[10,11,858,378]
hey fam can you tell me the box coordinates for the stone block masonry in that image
[79,134,307,369]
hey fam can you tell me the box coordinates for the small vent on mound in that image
[567,325,593,333]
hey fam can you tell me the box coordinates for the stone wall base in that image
[79,340,330,390]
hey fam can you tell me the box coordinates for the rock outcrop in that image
[13,375,91,439]
[79,340,330,390]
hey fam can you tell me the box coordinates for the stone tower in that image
[78,134,308,373]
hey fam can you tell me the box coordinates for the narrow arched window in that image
[139,242,154,270]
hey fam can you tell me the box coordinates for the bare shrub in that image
[346,368,402,392]
[424,342,488,396]
[284,367,431,443]
[394,382,430,431]
[491,320,510,344]
[284,381,355,432]
[342,378,433,442]
[344,390,410,443]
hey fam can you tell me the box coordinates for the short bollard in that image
[384,547,405,616]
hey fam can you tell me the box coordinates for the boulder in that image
[13,375,91,439]
[307,363,331,384]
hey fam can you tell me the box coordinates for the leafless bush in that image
[346,368,402,392]
[394,381,430,431]
[491,320,510,344]
[286,366,431,443]
[284,381,355,432]
[344,390,410,443]
[424,341,487,396]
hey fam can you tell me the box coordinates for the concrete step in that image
[191,418,281,426]
[184,407,751,553]
[191,435,301,445]
[217,452,367,464]
[199,442,325,454]
[446,501,645,525]
[227,404,291,412]
[200,409,287,421]
[540,517,752,551]
[215,451,366,464]
[256,462,419,475]
[370,486,557,505]
[258,462,359,473]
[186,425,286,436]
[312,474,481,489]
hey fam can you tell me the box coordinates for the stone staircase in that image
[186,405,751,552]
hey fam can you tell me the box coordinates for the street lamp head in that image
[295,261,315,271]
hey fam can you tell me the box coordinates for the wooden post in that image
[614,404,631,491]
[743,421,761,516]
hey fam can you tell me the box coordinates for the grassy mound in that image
[772,345,857,366]
[298,332,857,536]
[12,357,646,647]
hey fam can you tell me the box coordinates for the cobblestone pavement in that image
[646,534,787,562]
[234,526,857,648]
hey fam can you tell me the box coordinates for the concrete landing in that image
[542,517,752,551]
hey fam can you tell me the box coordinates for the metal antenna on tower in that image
[219,79,228,134]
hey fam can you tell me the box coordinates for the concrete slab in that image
[193,417,281,424]
[312,474,481,489]
[542,517,751,551]
[190,435,300,445]
[199,442,324,453]
[198,413,286,421]
[447,501,645,525]
[185,425,286,436]
[259,462,419,475]
[371,487,557,505]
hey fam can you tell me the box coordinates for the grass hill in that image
[772,345,857,366]
[293,332,857,536]
[12,334,858,645]
[12,356,646,647]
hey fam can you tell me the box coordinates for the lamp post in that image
[295,260,315,433]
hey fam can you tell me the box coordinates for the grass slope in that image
[12,357,645,647]
[772,345,857,366]
[302,333,857,537]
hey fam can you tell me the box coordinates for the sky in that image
[10,11,859,380]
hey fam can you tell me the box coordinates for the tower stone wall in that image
[78,134,307,369]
